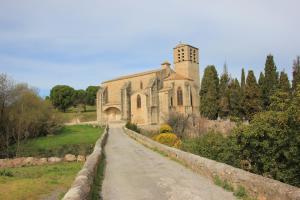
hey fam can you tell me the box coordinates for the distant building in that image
[97,43,200,124]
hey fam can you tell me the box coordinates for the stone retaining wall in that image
[0,154,86,168]
[124,127,300,200]
[62,125,109,200]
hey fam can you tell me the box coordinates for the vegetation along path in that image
[102,123,236,200]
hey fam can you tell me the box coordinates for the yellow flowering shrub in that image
[159,124,173,133]
[153,133,181,148]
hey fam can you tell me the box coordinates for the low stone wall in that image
[124,127,300,200]
[0,154,86,168]
[62,125,109,200]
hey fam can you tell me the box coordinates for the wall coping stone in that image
[62,125,109,200]
[123,127,300,200]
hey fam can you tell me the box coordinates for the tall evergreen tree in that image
[292,56,300,91]
[241,68,246,92]
[218,64,230,118]
[228,79,242,118]
[258,72,265,88]
[261,54,278,108]
[200,65,219,119]
[278,71,290,93]
[244,70,262,119]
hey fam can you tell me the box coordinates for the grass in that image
[89,152,106,200]
[58,105,97,123]
[213,175,256,200]
[0,162,82,200]
[12,125,104,157]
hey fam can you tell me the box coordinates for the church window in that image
[190,92,193,106]
[177,87,183,106]
[140,81,143,89]
[170,97,173,107]
[137,95,141,108]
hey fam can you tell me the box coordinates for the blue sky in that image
[0,0,299,97]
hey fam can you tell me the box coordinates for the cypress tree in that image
[200,65,219,119]
[241,68,246,92]
[258,72,265,88]
[278,71,291,93]
[228,78,242,118]
[292,56,300,91]
[262,54,278,108]
[244,70,262,119]
[218,66,230,118]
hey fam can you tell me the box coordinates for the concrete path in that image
[102,123,236,200]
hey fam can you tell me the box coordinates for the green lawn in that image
[0,162,82,200]
[58,105,97,123]
[13,125,104,157]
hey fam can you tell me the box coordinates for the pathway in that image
[102,123,236,200]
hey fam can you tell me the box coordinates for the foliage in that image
[166,111,193,138]
[86,86,100,106]
[219,71,230,118]
[0,162,82,200]
[50,85,75,112]
[10,125,103,157]
[181,132,239,166]
[278,71,290,94]
[200,65,219,119]
[72,89,87,111]
[89,152,106,200]
[0,74,61,158]
[292,56,300,91]
[153,133,182,148]
[232,110,300,186]
[159,124,173,133]
[125,121,140,133]
[261,54,278,108]
[0,169,13,177]
[244,70,262,119]
[228,79,243,118]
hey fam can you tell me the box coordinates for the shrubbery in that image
[153,133,181,148]
[182,108,300,187]
[125,121,140,133]
[159,124,173,133]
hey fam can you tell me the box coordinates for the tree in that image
[261,54,278,109]
[292,56,300,91]
[241,68,246,91]
[0,74,60,157]
[86,86,100,105]
[278,71,290,93]
[244,70,262,119]
[72,89,87,111]
[200,65,219,119]
[218,68,230,118]
[50,85,75,112]
[228,79,243,118]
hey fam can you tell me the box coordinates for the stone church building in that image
[96,43,200,125]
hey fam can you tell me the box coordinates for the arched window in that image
[170,97,173,107]
[177,87,183,106]
[137,94,141,108]
[140,81,143,89]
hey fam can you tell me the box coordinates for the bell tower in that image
[173,43,200,87]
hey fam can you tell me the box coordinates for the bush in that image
[153,133,182,148]
[0,169,13,177]
[125,121,140,133]
[159,124,173,133]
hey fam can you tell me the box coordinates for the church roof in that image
[174,43,199,49]
[102,68,162,84]
[164,72,193,81]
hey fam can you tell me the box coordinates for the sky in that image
[0,0,299,97]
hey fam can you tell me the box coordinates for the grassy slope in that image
[14,125,104,157]
[58,105,97,123]
[0,162,82,200]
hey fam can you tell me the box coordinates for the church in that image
[96,43,200,125]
